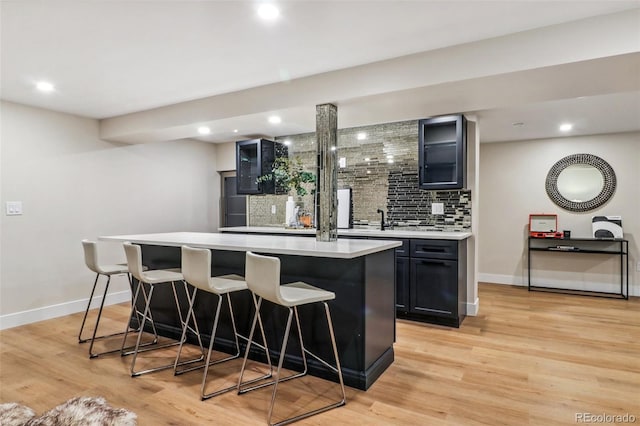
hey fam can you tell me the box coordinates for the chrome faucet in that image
[377,209,385,231]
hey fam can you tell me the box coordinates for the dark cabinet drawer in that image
[410,239,457,260]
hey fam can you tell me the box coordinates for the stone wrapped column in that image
[315,103,338,241]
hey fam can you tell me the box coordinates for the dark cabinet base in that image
[395,238,467,328]
[397,311,464,328]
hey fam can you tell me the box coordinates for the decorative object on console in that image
[592,215,623,239]
[545,153,616,212]
[529,214,563,238]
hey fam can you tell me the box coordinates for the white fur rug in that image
[0,397,137,426]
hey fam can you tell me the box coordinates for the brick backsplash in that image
[248,119,471,230]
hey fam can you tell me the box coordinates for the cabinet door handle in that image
[420,260,450,266]
[417,247,446,253]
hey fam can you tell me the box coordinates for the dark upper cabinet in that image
[418,114,467,190]
[236,139,287,195]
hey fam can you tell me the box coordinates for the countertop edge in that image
[219,226,472,240]
[99,232,402,259]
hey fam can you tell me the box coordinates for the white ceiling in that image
[2,1,639,143]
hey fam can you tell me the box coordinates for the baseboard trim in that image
[466,297,480,316]
[478,273,526,286]
[478,273,638,297]
[0,290,130,330]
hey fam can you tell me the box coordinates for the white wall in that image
[479,131,639,296]
[0,101,218,328]
[210,141,237,229]
[214,142,236,172]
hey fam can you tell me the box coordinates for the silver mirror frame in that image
[545,153,616,212]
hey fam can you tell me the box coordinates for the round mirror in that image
[556,164,604,202]
[546,154,616,212]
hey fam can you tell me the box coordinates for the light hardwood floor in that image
[1,283,639,425]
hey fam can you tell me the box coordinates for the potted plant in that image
[256,156,316,197]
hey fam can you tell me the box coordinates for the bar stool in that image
[79,240,140,358]
[123,242,204,377]
[238,251,346,426]
[174,246,272,400]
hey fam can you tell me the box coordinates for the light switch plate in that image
[271,205,276,214]
[339,157,347,168]
[6,201,23,216]
[431,202,444,215]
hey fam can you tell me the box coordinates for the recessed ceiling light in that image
[283,140,291,146]
[233,129,238,133]
[197,126,211,135]
[257,3,279,20]
[559,123,573,132]
[268,115,281,124]
[330,146,337,151]
[357,132,367,140]
[386,154,394,159]
[387,159,394,164]
[364,157,370,162]
[36,81,54,92]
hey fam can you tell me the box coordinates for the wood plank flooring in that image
[1,283,638,425]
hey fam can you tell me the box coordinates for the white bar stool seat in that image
[175,245,271,400]
[123,243,204,377]
[277,282,336,306]
[238,251,346,426]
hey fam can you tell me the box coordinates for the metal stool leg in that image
[174,286,205,374]
[267,307,294,424]
[79,273,141,358]
[196,291,273,399]
[199,293,257,399]
[78,273,101,344]
[129,283,156,376]
[246,302,347,426]
[237,295,275,393]
[130,281,202,377]
[87,275,113,358]
[239,299,307,396]
[120,278,158,356]
[172,281,205,366]
[227,292,271,366]
[323,302,347,406]
[175,289,271,399]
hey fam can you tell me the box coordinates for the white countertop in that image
[99,232,402,259]
[219,226,472,240]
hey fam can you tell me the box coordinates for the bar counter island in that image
[100,232,401,390]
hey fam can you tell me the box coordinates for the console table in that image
[527,237,629,299]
